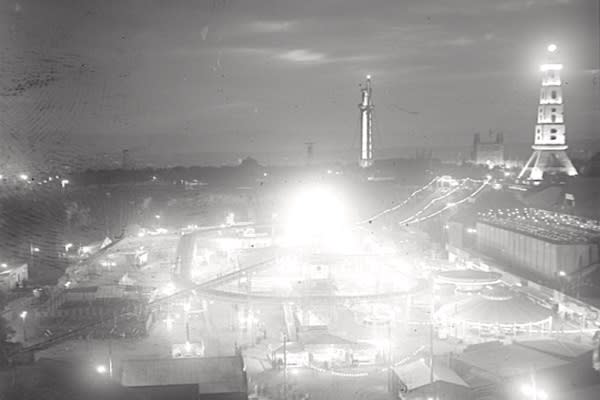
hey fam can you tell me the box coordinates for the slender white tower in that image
[359,75,374,168]
[518,44,577,181]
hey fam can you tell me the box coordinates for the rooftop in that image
[120,356,246,393]
[477,208,600,244]
[392,358,469,391]
[454,341,569,379]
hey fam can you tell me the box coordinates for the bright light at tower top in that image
[547,43,558,52]
[366,74,371,80]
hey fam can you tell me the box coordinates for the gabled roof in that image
[120,356,246,393]
[392,359,469,391]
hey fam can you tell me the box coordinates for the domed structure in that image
[437,288,553,342]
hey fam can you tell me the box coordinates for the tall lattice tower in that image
[519,44,577,181]
[358,75,374,168]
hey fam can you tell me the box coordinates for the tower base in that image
[359,159,373,168]
[518,149,577,181]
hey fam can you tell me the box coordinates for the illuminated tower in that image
[359,75,374,168]
[519,44,577,181]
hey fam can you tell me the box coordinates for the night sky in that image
[0,0,598,170]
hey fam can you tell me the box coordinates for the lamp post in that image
[429,280,438,398]
[183,300,191,343]
[20,311,28,342]
[282,332,288,400]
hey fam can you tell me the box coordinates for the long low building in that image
[476,208,600,280]
[120,355,248,400]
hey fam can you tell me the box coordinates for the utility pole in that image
[387,321,393,392]
[283,333,288,400]
[430,282,435,390]
[108,339,113,378]
[304,142,314,166]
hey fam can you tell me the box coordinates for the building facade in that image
[476,211,600,280]
[472,132,504,168]
[0,262,28,290]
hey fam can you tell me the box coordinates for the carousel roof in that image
[440,291,552,325]
[436,269,502,286]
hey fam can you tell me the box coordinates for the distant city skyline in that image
[0,0,598,173]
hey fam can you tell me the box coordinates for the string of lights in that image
[359,177,440,224]
[361,176,488,226]
[400,178,490,226]
[395,180,470,225]
[305,344,426,377]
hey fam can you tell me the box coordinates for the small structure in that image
[390,358,470,400]
[120,356,247,400]
[0,262,28,290]
[172,342,205,358]
[270,341,309,367]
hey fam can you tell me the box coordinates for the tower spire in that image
[518,44,577,181]
[359,74,374,168]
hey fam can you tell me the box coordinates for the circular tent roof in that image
[436,269,502,286]
[439,291,552,325]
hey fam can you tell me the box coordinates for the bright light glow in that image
[547,43,557,52]
[184,341,192,352]
[0,263,7,268]
[155,214,161,219]
[65,281,72,288]
[520,384,548,400]
[368,338,391,353]
[540,63,562,72]
[32,247,40,253]
[65,243,73,251]
[366,74,371,80]
[96,365,107,374]
[61,179,69,188]
[19,174,28,181]
[161,282,176,296]
[281,185,350,248]
[20,311,27,320]
[559,270,566,277]
[466,227,477,234]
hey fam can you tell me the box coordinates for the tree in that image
[0,290,15,366]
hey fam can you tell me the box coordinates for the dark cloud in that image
[0,0,597,168]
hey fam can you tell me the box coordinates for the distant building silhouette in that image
[471,131,504,168]
[122,149,134,170]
